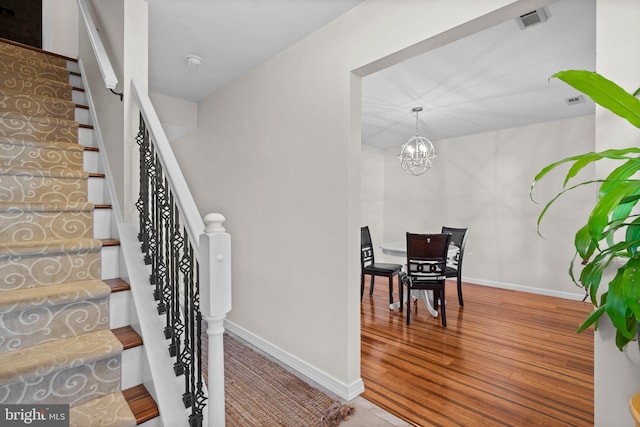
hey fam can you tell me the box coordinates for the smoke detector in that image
[185,54,203,67]
[516,8,549,29]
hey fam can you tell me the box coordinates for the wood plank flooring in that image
[360,277,594,426]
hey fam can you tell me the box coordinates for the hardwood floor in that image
[360,277,594,426]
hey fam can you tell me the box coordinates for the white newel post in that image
[199,213,231,427]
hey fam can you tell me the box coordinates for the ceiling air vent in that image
[565,95,586,106]
[516,8,549,30]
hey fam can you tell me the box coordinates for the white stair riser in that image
[94,208,112,239]
[84,149,99,172]
[68,74,83,88]
[89,176,104,204]
[72,90,86,106]
[121,346,143,389]
[79,127,93,146]
[66,60,80,74]
[139,418,160,427]
[101,245,120,280]
[75,107,90,125]
[109,289,131,329]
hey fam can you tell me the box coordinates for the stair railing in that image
[76,0,232,424]
[132,80,232,427]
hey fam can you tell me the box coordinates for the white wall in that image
[171,0,558,398]
[360,144,385,245]
[42,0,79,58]
[377,115,595,298]
[594,1,640,425]
[149,91,198,142]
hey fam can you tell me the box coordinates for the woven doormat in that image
[224,333,355,426]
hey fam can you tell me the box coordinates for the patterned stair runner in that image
[0,38,138,427]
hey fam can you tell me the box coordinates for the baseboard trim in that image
[224,321,364,401]
[463,276,586,301]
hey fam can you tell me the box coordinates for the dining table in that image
[380,241,460,318]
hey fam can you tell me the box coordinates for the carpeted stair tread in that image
[0,110,78,143]
[0,39,69,68]
[69,391,137,427]
[0,87,76,120]
[0,279,109,313]
[0,180,89,205]
[0,280,110,352]
[0,329,122,386]
[0,110,78,129]
[0,69,73,101]
[0,135,83,150]
[0,201,94,213]
[0,251,101,291]
[0,51,69,83]
[0,136,84,171]
[0,164,88,179]
[0,237,102,258]
[0,203,94,241]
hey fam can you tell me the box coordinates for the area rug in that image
[223,333,355,427]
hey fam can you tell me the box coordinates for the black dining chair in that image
[400,232,451,326]
[441,226,469,306]
[360,226,403,304]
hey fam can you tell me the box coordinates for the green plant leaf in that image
[615,330,633,350]
[531,149,640,197]
[601,159,640,195]
[535,179,607,237]
[604,257,640,345]
[552,70,640,128]
[616,317,639,350]
[577,305,605,333]
[626,217,640,255]
[589,181,640,240]
[575,224,596,261]
[534,71,640,351]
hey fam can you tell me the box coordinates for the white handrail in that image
[76,0,118,90]
[131,79,205,249]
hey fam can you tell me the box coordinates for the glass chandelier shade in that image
[398,107,437,176]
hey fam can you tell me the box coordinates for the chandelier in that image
[398,107,437,176]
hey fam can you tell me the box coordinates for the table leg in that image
[392,289,438,317]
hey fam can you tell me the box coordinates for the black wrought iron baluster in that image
[171,206,185,365]
[155,164,169,316]
[179,237,194,409]
[136,118,153,265]
[135,114,148,248]
[148,143,160,290]
[163,189,175,349]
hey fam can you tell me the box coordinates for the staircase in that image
[0,38,158,426]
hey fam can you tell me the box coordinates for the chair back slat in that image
[406,233,450,279]
[441,226,469,307]
[441,226,468,251]
[361,226,375,267]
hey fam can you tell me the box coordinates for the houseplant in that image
[531,70,640,351]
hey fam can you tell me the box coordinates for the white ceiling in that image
[148,0,596,149]
[148,0,364,102]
